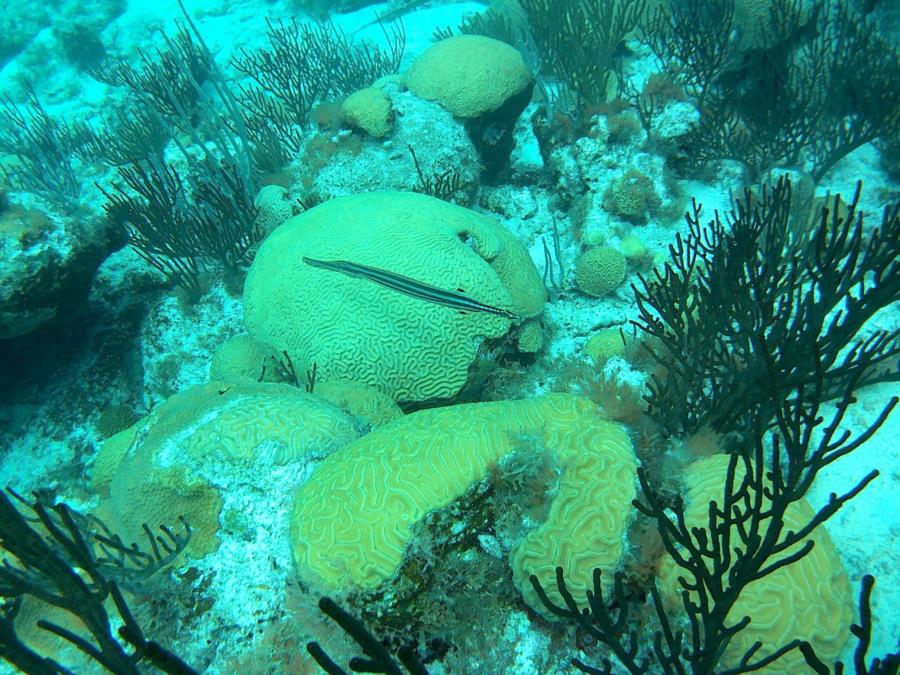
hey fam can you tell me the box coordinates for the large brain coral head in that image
[243,191,546,404]
[404,35,532,119]
[289,394,637,614]
[657,454,853,674]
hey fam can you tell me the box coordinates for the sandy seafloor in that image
[0,0,897,672]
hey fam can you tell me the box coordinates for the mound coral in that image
[618,233,654,268]
[290,394,637,613]
[404,35,534,174]
[341,86,393,138]
[603,169,661,224]
[210,337,401,428]
[657,454,853,673]
[209,333,282,385]
[253,184,294,240]
[574,246,627,297]
[92,382,362,557]
[312,379,403,430]
[515,319,544,353]
[404,35,531,119]
[584,327,628,363]
[243,191,546,404]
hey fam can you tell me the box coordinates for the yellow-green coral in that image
[603,169,661,224]
[584,327,628,362]
[92,382,362,557]
[313,379,403,429]
[209,334,282,385]
[404,35,532,118]
[243,191,545,403]
[341,87,393,138]
[657,454,853,673]
[575,246,627,297]
[290,394,636,613]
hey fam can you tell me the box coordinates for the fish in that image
[303,256,519,321]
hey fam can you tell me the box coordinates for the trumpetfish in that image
[302,256,519,321]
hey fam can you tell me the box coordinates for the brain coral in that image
[603,169,661,224]
[515,318,544,353]
[575,246,627,297]
[290,394,637,613]
[584,327,628,363]
[312,379,403,429]
[92,382,362,557]
[253,184,294,240]
[209,333,282,384]
[657,454,852,673]
[341,86,393,138]
[243,191,546,403]
[404,35,532,119]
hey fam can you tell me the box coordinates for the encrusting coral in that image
[92,382,362,557]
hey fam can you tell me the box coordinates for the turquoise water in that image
[0,1,898,673]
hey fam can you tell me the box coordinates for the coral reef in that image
[2,1,899,673]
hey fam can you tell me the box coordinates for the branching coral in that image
[307,597,428,675]
[0,85,88,211]
[84,104,172,167]
[90,24,212,125]
[101,158,260,301]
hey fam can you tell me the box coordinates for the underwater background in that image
[0,0,898,673]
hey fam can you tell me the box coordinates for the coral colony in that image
[0,0,898,673]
